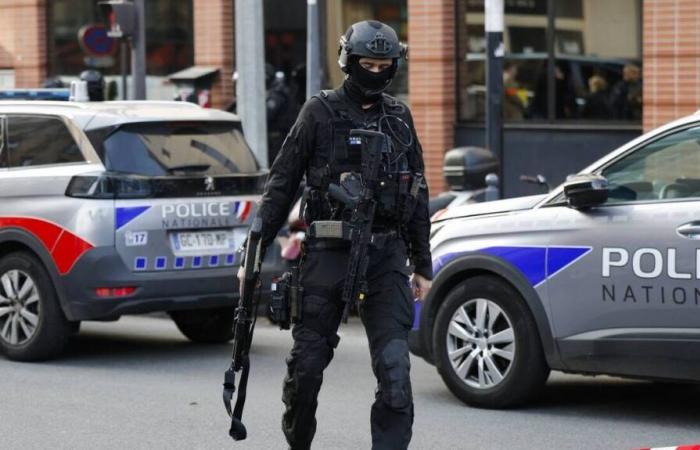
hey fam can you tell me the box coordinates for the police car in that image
[412,112,700,408]
[0,100,273,361]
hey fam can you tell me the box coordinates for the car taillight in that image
[94,287,137,298]
[66,173,153,199]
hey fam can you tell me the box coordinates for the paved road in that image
[1,315,698,450]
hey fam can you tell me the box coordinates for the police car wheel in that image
[433,275,549,408]
[169,307,235,343]
[0,252,71,361]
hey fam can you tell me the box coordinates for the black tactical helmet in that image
[79,70,105,101]
[338,20,407,74]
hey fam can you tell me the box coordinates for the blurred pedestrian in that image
[610,63,642,120]
[582,75,612,120]
[266,69,299,166]
[79,70,105,101]
[529,62,576,119]
[503,61,525,120]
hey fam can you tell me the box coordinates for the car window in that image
[6,116,84,168]
[601,125,700,203]
[87,121,260,177]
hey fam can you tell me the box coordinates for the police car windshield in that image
[90,121,259,176]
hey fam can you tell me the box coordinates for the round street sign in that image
[78,24,117,58]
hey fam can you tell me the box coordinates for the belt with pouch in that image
[305,220,398,250]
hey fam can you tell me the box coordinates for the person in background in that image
[503,61,525,120]
[79,70,105,101]
[582,75,613,120]
[227,65,301,167]
[610,63,642,121]
[529,62,577,119]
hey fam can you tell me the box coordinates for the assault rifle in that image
[321,129,387,308]
[223,217,263,441]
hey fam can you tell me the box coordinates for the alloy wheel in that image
[0,269,41,346]
[446,298,515,389]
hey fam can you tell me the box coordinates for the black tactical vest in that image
[301,89,419,230]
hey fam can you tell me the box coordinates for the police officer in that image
[238,20,432,450]
[79,70,105,101]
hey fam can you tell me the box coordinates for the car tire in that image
[433,275,550,408]
[170,307,235,343]
[0,251,71,361]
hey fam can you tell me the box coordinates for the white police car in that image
[0,99,275,361]
[412,112,700,408]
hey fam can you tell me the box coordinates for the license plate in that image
[171,230,239,253]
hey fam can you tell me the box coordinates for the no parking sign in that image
[78,24,117,58]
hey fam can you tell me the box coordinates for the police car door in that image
[545,123,700,380]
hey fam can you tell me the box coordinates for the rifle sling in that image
[222,284,261,425]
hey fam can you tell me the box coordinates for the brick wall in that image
[643,0,700,131]
[408,0,456,195]
[193,0,234,110]
[0,0,48,87]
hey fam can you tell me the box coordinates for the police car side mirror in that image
[563,174,609,210]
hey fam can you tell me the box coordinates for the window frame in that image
[4,114,91,171]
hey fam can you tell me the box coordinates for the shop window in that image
[457,0,642,124]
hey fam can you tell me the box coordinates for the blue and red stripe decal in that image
[0,217,94,275]
[432,246,592,288]
[414,246,592,330]
[115,206,151,230]
[115,201,253,230]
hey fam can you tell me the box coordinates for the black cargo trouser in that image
[282,238,415,450]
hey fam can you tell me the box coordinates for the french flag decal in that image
[235,201,252,222]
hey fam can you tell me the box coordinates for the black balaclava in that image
[343,56,396,105]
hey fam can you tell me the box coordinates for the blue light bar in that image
[0,89,71,101]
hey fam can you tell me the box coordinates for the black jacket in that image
[254,85,433,280]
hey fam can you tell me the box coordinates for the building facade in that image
[0,0,696,197]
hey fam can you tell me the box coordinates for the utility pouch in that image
[270,272,292,330]
[304,188,333,223]
[289,264,304,324]
[401,172,424,221]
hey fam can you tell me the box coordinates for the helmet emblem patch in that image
[366,32,392,55]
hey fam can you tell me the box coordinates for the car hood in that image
[435,194,547,222]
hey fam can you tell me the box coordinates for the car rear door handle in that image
[677,221,700,239]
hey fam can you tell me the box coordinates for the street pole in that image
[120,41,128,100]
[131,0,146,99]
[306,0,321,99]
[235,0,268,168]
[485,0,504,198]
[546,0,556,121]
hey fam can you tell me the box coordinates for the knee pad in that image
[376,339,412,410]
